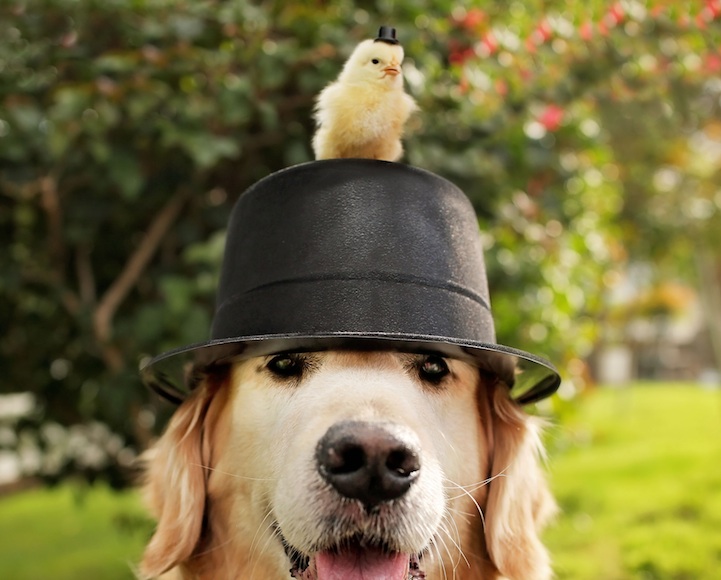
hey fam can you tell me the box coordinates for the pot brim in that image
[140,332,561,406]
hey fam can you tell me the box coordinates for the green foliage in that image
[1,0,720,484]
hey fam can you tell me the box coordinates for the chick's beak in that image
[382,66,400,77]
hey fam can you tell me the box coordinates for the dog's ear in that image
[140,370,228,579]
[482,380,556,580]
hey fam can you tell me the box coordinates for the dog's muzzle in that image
[286,421,428,580]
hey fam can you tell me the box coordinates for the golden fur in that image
[140,351,555,579]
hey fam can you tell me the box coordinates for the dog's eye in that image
[418,355,450,383]
[267,354,304,378]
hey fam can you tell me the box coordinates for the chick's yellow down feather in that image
[312,38,418,162]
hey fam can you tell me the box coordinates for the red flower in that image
[481,31,499,55]
[704,52,721,73]
[537,19,553,42]
[579,21,593,41]
[460,8,486,31]
[448,39,474,65]
[708,0,721,18]
[539,105,565,132]
[527,19,552,51]
[607,3,625,26]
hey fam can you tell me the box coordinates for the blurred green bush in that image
[1,0,719,485]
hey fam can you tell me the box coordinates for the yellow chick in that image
[312,26,418,162]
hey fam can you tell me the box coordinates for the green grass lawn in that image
[544,383,721,580]
[0,483,148,579]
[0,383,719,579]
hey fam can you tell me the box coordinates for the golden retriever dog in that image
[139,350,555,580]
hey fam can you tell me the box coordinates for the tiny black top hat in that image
[375,26,400,45]
[141,160,561,405]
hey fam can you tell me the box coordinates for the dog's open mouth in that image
[286,537,426,580]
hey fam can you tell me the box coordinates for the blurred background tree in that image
[1,0,719,487]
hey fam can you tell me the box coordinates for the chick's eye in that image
[371,58,380,64]
[418,355,450,382]
[267,354,304,378]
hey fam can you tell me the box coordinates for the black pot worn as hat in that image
[141,160,561,405]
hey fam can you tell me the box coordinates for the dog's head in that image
[140,351,554,580]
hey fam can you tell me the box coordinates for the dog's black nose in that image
[315,421,421,509]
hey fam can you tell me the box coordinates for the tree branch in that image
[38,174,83,315]
[76,243,96,307]
[93,189,190,348]
[39,175,69,281]
[0,176,41,200]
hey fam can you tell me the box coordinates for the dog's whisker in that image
[439,517,469,571]
[433,526,456,580]
[444,513,469,571]
[444,476,488,534]
[444,478,494,494]
[428,537,447,580]
[436,524,453,580]
[191,463,277,481]
[436,523,455,575]
[444,505,476,521]
[250,523,280,578]
[442,465,512,496]
[250,514,284,579]
[248,508,277,567]
[190,533,235,559]
[245,491,277,574]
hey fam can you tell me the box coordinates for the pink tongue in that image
[315,547,409,580]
